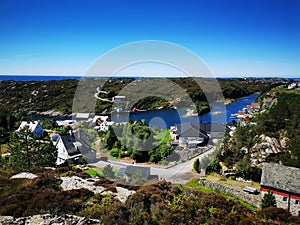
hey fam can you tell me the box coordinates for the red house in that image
[260,163,300,216]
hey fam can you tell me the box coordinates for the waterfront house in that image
[55,133,82,165]
[92,115,114,131]
[260,163,300,216]
[170,126,179,140]
[251,102,260,111]
[112,95,126,102]
[199,122,229,139]
[176,123,209,148]
[74,113,91,121]
[16,121,43,138]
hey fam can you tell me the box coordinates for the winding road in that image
[94,87,113,102]
[90,146,215,184]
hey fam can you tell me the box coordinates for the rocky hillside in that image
[1,166,298,224]
[214,87,300,182]
[0,214,102,225]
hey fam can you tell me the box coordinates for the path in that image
[94,87,113,102]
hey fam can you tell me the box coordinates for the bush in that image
[193,158,200,173]
[261,189,276,208]
[257,207,291,222]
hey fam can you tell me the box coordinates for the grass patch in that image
[186,178,257,211]
[84,168,103,177]
[154,129,170,144]
[83,167,119,178]
[186,178,215,193]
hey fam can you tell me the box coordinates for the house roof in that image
[177,123,208,138]
[17,121,41,133]
[75,113,90,119]
[200,122,228,133]
[125,166,150,178]
[261,163,300,194]
[60,135,81,156]
[251,103,260,108]
[177,122,226,138]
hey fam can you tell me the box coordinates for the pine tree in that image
[262,189,277,208]
[9,126,57,171]
[193,158,200,173]
[104,126,118,150]
[102,164,115,179]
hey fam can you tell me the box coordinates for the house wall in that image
[56,138,68,165]
[261,186,300,216]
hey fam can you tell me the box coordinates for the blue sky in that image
[0,0,299,77]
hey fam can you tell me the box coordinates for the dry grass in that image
[205,174,260,191]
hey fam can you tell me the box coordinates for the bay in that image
[112,93,259,128]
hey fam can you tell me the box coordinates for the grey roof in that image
[73,130,91,148]
[60,135,81,156]
[125,166,150,178]
[261,163,300,194]
[177,123,209,139]
[200,122,229,133]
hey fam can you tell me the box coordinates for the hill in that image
[0,77,288,116]
[213,86,300,182]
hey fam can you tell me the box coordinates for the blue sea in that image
[112,93,259,127]
[0,75,299,82]
[0,75,82,81]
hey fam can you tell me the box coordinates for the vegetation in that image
[0,77,284,115]
[0,167,298,224]
[213,88,300,182]
[103,120,174,163]
[7,126,57,171]
[193,158,200,173]
[261,189,277,209]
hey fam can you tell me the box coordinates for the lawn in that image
[83,166,118,178]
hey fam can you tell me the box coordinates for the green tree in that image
[102,164,115,179]
[262,189,277,209]
[132,169,143,180]
[104,126,118,150]
[9,126,57,171]
[193,158,200,173]
[206,159,221,174]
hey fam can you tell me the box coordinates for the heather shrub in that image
[257,207,291,222]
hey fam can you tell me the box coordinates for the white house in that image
[93,115,114,131]
[55,134,82,165]
[16,121,44,138]
[176,123,209,148]
[112,96,126,102]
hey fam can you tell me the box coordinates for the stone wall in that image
[199,179,261,208]
[261,191,300,216]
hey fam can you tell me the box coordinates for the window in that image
[296,200,300,205]
[283,197,288,202]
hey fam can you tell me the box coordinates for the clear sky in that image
[0,0,299,77]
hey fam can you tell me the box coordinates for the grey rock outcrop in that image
[10,173,38,180]
[250,134,289,166]
[0,214,102,225]
[60,176,135,203]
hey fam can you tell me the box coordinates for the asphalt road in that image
[90,146,216,184]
